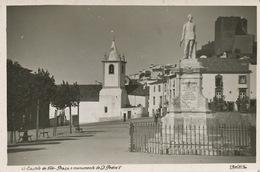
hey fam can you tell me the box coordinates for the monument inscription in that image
[180,79,199,109]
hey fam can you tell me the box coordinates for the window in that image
[153,97,155,105]
[173,89,175,97]
[239,91,246,98]
[215,88,223,99]
[239,88,247,98]
[216,91,222,99]
[109,64,114,74]
[104,106,108,113]
[159,96,162,107]
[239,75,247,84]
[154,86,156,92]
[158,85,161,92]
[215,74,223,87]
[170,90,172,98]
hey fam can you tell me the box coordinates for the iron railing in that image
[129,121,256,156]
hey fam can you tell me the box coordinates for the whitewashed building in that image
[49,40,149,124]
[197,58,256,110]
[148,57,256,114]
[148,79,168,117]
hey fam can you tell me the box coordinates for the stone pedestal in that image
[162,58,211,143]
[170,58,209,113]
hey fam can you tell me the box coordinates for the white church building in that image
[49,40,149,124]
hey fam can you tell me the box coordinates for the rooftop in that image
[79,84,149,102]
[149,79,167,85]
[198,58,251,73]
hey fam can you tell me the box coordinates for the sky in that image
[7,6,256,84]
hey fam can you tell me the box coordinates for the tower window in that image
[109,64,114,74]
[104,106,108,113]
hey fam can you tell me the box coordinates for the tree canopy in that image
[7,59,56,131]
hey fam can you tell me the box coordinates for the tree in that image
[50,84,65,136]
[51,81,80,134]
[66,82,80,134]
[7,59,33,143]
[30,68,56,140]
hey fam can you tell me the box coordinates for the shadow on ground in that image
[68,135,94,138]
[8,134,96,148]
[8,148,45,153]
[8,141,62,148]
[8,137,79,148]
[82,130,106,133]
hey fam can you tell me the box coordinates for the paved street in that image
[8,119,256,165]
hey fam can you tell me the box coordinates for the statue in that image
[180,14,196,59]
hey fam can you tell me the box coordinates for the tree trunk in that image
[53,109,57,137]
[69,106,72,134]
[36,99,40,140]
[77,104,80,127]
[12,111,17,143]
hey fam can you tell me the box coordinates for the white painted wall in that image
[201,74,215,102]
[49,102,100,124]
[128,95,146,107]
[148,83,167,117]
[202,73,249,102]
[99,88,128,118]
[78,102,100,123]
[121,107,145,119]
[104,63,119,87]
[249,64,256,99]
[128,95,148,115]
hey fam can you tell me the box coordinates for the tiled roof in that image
[149,79,167,85]
[79,84,148,102]
[79,85,102,101]
[198,58,251,73]
[125,85,149,96]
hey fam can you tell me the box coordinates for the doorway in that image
[123,113,126,122]
[127,111,131,119]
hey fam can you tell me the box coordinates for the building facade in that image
[49,40,149,124]
[148,57,256,114]
[148,79,168,117]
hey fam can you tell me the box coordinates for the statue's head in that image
[187,14,193,22]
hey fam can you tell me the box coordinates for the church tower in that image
[99,40,128,120]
